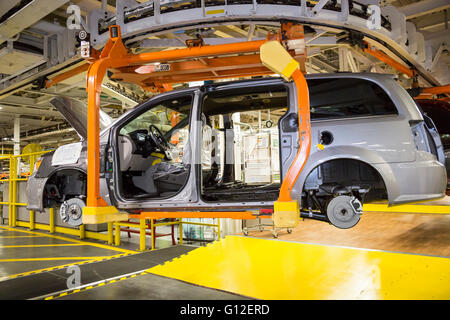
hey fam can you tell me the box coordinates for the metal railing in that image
[114,218,221,251]
[0,150,113,243]
[0,150,222,250]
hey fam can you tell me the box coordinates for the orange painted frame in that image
[364,43,416,78]
[278,69,311,202]
[84,25,310,218]
[130,211,256,220]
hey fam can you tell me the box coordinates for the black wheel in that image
[287,228,292,234]
[326,195,361,229]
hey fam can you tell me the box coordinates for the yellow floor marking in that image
[148,236,450,300]
[0,257,110,262]
[0,235,43,238]
[0,225,136,254]
[0,252,130,281]
[363,203,450,214]
[48,270,154,300]
[0,244,88,248]
[0,260,99,281]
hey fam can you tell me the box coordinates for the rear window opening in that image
[307,78,398,120]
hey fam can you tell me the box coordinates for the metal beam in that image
[0,104,63,118]
[414,11,450,31]
[101,82,139,108]
[399,0,450,20]
[0,0,69,45]
[0,1,21,17]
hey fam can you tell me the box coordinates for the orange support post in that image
[278,68,311,202]
[82,26,130,224]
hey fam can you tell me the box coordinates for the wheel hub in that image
[326,195,362,229]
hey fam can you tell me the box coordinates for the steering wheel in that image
[148,124,169,151]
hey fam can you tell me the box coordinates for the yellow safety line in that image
[0,252,131,281]
[0,260,98,281]
[0,257,110,262]
[0,244,88,248]
[0,226,136,254]
[0,235,43,238]
[43,271,149,300]
[363,204,450,214]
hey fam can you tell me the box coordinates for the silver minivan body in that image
[27,73,447,215]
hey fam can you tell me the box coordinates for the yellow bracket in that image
[273,201,300,228]
[260,41,299,81]
[82,206,128,224]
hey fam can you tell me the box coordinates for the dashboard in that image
[128,129,154,157]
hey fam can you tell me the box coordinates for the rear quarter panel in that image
[290,73,444,205]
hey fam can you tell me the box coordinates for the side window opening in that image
[307,78,398,121]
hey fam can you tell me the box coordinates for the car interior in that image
[200,85,289,202]
[116,95,193,199]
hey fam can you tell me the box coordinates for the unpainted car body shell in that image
[26,73,447,213]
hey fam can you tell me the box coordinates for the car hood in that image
[50,96,114,140]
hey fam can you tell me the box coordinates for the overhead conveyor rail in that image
[1,1,448,101]
[85,0,449,86]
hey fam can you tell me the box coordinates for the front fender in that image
[290,145,397,203]
[26,174,49,212]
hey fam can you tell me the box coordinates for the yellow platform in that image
[148,236,450,300]
[363,196,450,214]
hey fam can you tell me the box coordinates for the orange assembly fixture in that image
[83,24,309,223]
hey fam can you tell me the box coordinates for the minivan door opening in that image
[113,95,194,201]
[200,85,289,202]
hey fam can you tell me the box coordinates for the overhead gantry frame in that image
[81,24,310,226]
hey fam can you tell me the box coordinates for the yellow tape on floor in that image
[148,236,450,300]
[0,226,136,254]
